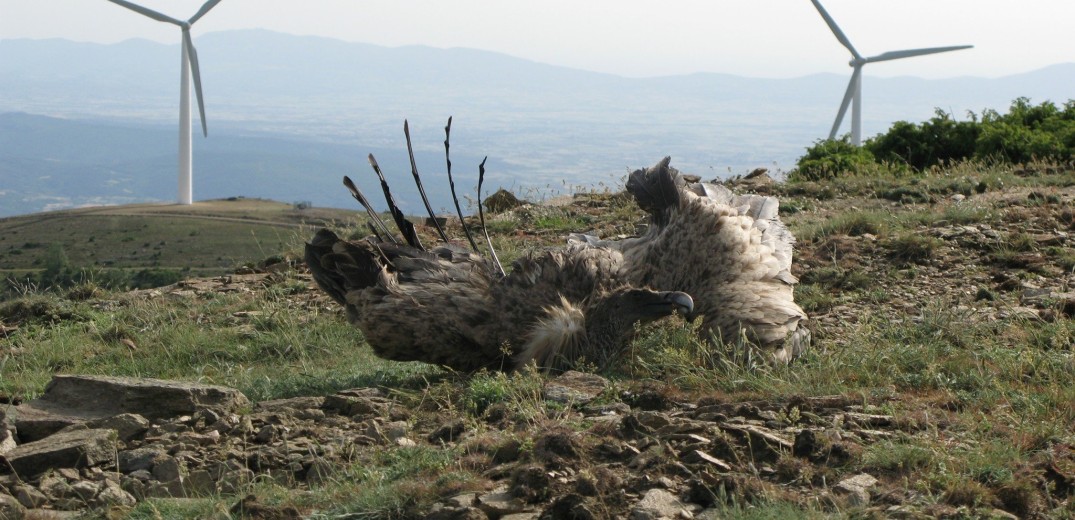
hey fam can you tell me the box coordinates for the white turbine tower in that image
[106,0,223,205]
[810,0,972,146]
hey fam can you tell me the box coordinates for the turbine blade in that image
[404,120,451,243]
[809,0,861,60]
[188,0,224,24]
[106,0,184,25]
[830,67,859,139]
[183,30,208,137]
[865,45,973,64]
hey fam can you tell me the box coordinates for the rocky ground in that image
[1,173,1073,519]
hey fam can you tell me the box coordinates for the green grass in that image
[0,270,441,401]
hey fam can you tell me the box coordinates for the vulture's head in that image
[516,288,694,372]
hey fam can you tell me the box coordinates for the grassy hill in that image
[0,198,360,289]
[1,162,1073,518]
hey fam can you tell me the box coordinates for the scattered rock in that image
[0,493,26,519]
[484,189,526,213]
[543,371,608,405]
[478,487,530,516]
[631,488,690,520]
[1,428,117,479]
[834,473,879,506]
[14,375,249,442]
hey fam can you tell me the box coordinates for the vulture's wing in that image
[580,158,810,363]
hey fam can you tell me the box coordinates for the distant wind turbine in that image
[106,0,223,205]
[810,0,972,146]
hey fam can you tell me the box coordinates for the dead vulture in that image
[306,120,692,373]
[571,157,810,364]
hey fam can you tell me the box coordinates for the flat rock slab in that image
[14,375,250,442]
[1,428,117,479]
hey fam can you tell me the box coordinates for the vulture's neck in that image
[515,297,588,371]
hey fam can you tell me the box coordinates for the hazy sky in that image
[1,1,1071,79]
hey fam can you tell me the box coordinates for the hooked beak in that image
[662,291,694,318]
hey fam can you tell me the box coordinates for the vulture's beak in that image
[660,291,694,319]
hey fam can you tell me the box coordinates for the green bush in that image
[791,136,876,181]
[795,97,1075,179]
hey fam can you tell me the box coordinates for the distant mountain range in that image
[1,30,1072,217]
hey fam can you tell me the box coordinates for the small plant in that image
[886,232,942,265]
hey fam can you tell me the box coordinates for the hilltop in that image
[0,162,1073,518]
[0,198,359,292]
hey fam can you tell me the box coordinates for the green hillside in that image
[0,198,361,291]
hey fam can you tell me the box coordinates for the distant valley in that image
[1,30,1072,217]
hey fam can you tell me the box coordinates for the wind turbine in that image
[106,0,223,205]
[810,0,972,146]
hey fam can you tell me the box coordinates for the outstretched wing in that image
[576,158,809,362]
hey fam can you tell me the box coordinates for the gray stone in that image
[151,455,185,483]
[118,446,168,473]
[322,388,392,417]
[14,375,249,441]
[121,476,147,501]
[834,473,879,506]
[543,371,609,405]
[383,421,410,443]
[93,479,137,508]
[448,493,479,508]
[217,468,255,494]
[631,488,688,520]
[67,480,99,502]
[477,487,529,516]
[145,479,186,499]
[1,428,116,479]
[0,493,26,520]
[256,396,325,413]
[634,411,672,430]
[13,484,48,509]
[85,413,149,442]
[183,469,216,496]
